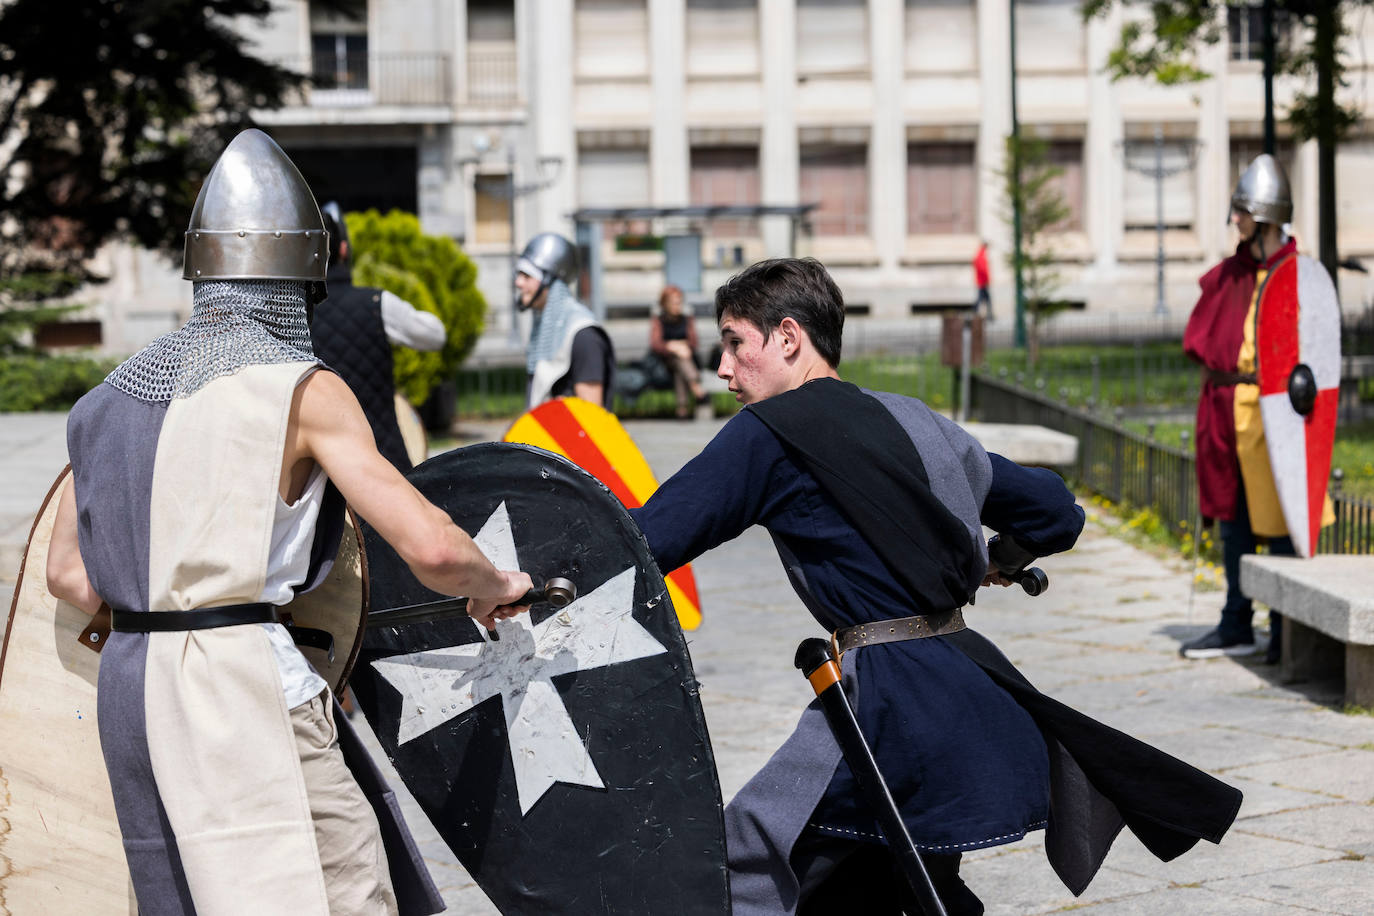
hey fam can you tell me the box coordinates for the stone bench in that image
[1240,555,1374,707]
[961,422,1079,468]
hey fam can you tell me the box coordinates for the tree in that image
[1081,0,1367,285]
[346,209,488,405]
[1001,135,1072,368]
[0,0,324,279]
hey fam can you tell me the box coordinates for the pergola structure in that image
[569,204,818,319]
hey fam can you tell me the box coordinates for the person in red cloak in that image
[1180,154,1296,662]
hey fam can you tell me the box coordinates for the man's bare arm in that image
[573,381,603,405]
[46,483,104,616]
[290,371,531,626]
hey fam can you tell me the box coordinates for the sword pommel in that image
[794,637,834,678]
[541,577,577,608]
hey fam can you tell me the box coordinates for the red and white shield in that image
[1256,254,1341,557]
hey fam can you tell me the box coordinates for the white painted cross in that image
[371,501,668,814]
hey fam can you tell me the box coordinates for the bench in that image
[1240,555,1374,706]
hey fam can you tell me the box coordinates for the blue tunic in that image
[630,396,1084,915]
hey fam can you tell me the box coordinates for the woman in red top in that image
[650,285,708,418]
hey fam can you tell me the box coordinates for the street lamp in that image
[1119,126,1201,317]
[458,135,563,346]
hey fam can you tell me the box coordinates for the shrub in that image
[346,209,487,404]
[0,353,118,411]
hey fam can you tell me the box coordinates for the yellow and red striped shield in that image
[504,398,703,630]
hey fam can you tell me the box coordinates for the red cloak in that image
[1183,238,1296,521]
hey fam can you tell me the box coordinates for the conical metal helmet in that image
[1231,153,1292,226]
[182,129,329,294]
[515,232,579,287]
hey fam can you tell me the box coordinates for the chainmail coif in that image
[105,279,320,402]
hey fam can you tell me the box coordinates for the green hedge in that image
[0,353,117,411]
[346,209,486,405]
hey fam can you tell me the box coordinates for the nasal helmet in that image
[1230,153,1292,227]
[182,129,329,304]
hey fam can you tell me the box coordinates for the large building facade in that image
[90,1,1374,353]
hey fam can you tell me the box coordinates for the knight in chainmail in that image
[105,278,319,401]
[516,232,616,409]
[45,129,532,915]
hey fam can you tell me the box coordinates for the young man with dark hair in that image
[630,258,1241,915]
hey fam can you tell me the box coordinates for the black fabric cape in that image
[747,379,983,613]
[749,379,1242,895]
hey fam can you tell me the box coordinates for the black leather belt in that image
[832,608,967,665]
[111,603,279,632]
[105,604,335,663]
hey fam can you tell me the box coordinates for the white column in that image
[975,0,1012,254]
[451,0,468,109]
[1085,10,1122,272]
[760,0,798,258]
[532,0,576,236]
[1196,35,1229,266]
[870,0,905,273]
[649,0,689,207]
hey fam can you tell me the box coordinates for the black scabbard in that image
[795,638,948,916]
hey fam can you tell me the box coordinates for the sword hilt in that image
[987,534,1050,597]
[367,576,578,633]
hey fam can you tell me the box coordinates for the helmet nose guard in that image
[183,129,329,290]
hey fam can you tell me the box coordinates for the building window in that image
[578,146,652,237]
[907,142,976,235]
[310,2,368,91]
[1014,0,1083,72]
[691,147,761,238]
[1228,2,1291,62]
[575,0,649,80]
[1229,137,1296,192]
[473,174,511,246]
[1122,138,1196,232]
[800,145,869,236]
[904,0,976,75]
[797,0,869,78]
[1045,140,1085,231]
[687,0,759,78]
[468,0,517,106]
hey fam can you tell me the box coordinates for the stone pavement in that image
[4,412,1374,914]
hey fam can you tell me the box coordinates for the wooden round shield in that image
[1256,253,1341,556]
[352,442,729,914]
[0,469,366,911]
[394,392,428,468]
[0,467,131,912]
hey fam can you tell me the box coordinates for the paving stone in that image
[1236,801,1374,858]
[1226,748,1374,802]
[1141,726,1336,773]
[1103,827,1339,885]
[1225,774,1355,819]
[1060,885,1309,914]
[1205,858,1374,915]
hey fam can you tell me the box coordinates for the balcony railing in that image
[284,53,451,107]
[466,47,519,108]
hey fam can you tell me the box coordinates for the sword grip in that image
[366,577,578,632]
[987,534,1049,597]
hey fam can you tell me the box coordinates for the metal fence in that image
[971,371,1374,555]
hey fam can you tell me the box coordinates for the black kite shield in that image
[351,443,729,914]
